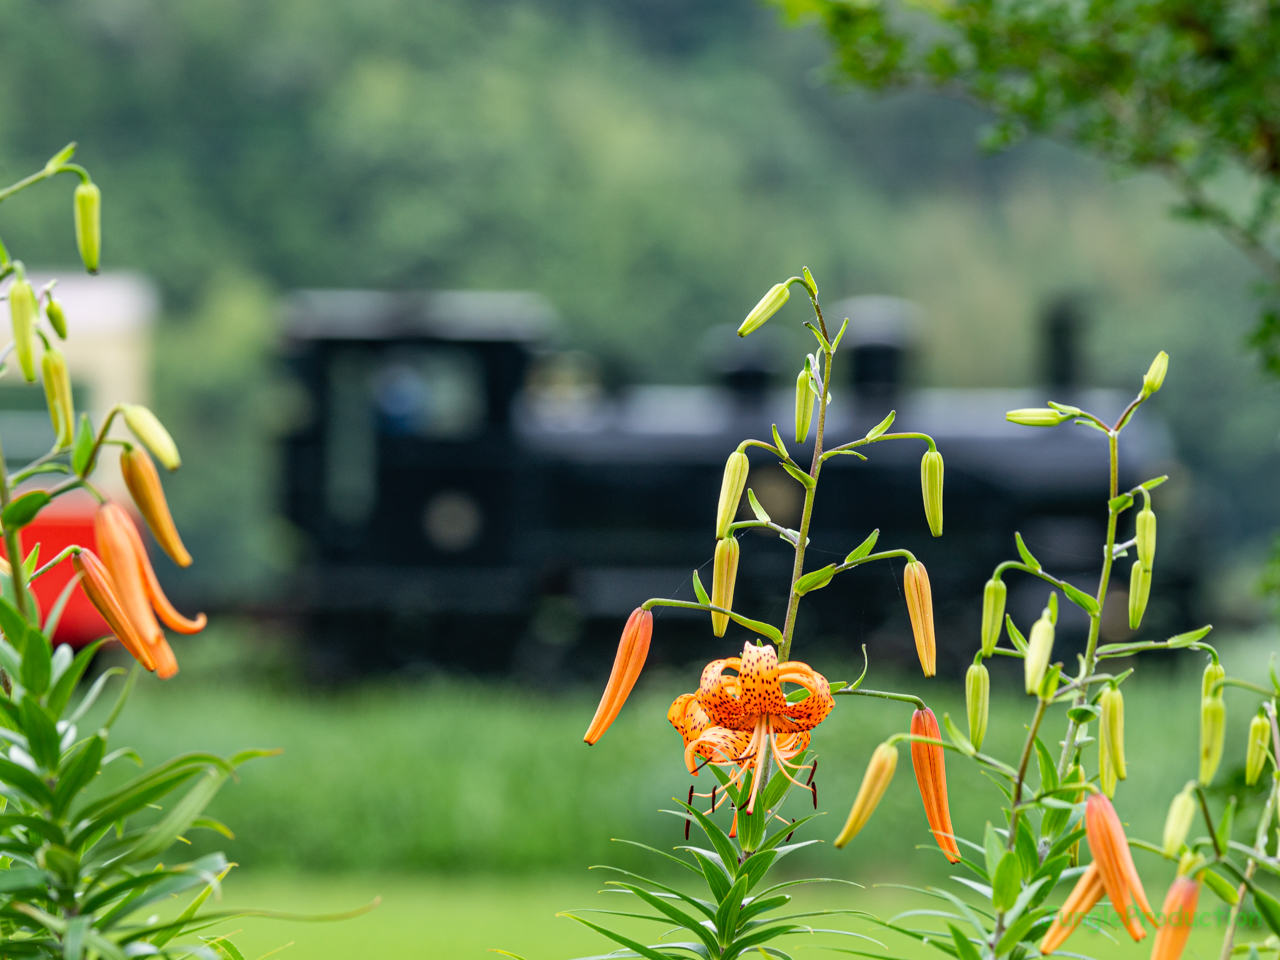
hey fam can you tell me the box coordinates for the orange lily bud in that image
[1085,793,1156,940]
[910,707,960,862]
[835,742,897,848]
[118,511,206,634]
[584,608,653,745]
[903,561,935,677]
[120,446,192,567]
[1149,876,1200,960]
[1040,862,1104,954]
[710,537,739,638]
[95,503,167,655]
[72,549,156,672]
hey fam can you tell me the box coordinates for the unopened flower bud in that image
[41,346,75,449]
[1006,408,1066,427]
[1199,694,1226,785]
[1136,505,1156,569]
[1245,713,1271,786]
[584,608,653,744]
[1128,560,1151,629]
[966,661,989,751]
[1163,782,1197,857]
[835,742,897,848]
[75,181,101,274]
[45,297,67,339]
[1099,686,1126,796]
[711,536,739,638]
[1201,662,1225,700]
[903,561,935,677]
[715,451,749,539]
[920,449,943,538]
[794,365,815,444]
[1142,351,1168,397]
[120,445,192,567]
[738,283,789,337]
[1024,612,1054,695]
[980,578,1006,657]
[122,404,181,470]
[7,278,37,382]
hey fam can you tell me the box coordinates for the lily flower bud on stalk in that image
[584,607,653,744]
[794,364,815,444]
[1142,350,1169,397]
[1199,694,1226,785]
[123,404,181,470]
[7,278,38,382]
[1136,502,1156,569]
[41,345,75,449]
[120,446,192,567]
[834,742,897,848]
[45,297,67,339]
[979,577,1005,657]
[920,449,943,537]
[1149,874,1200,960]
[1006,408,1067,427]
[714,451,749,539]
[1201,661,1225,699]
[1024,607,1054,695]
[965,661,989,751]
[1163,782,1197,857]
[909,708,960,863]
[902,561,935,677]
[1099,686,1126,797]
[72,549,155,673]
[1128,560,1151,629]
[1246,713,1271,786]
[1039,863,1104,954]
[1085,793,1157,940]
[737,283,789,337]
[74,180,101,273]
[710,537,739,638]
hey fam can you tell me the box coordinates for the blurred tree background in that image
[0,0,1275,611]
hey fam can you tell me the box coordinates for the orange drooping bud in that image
[72,549,156,673]
[121,446,192,567]
[1149,875,1201,960]
[120,512,206,635]
[1085,793,1156,941]
[1040,862,1105,955]
[910,707,960,863]
[903,561,935,677]
[584,608,653,744]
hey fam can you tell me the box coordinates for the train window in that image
[374,349,485,439]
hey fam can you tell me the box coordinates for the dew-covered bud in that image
[794,365,815,444]
[966,661,989,751]
[74,181,101,274]
[980,578,1006,657]
[715,451,749,539]
[45,297,67,339]
[1199,695,1226,785]
[1127,560,1151,630]
[738,283,789,337]
[1142,351,1168,397]
[920,449,943,538]
[1136,505,1156,569]
[123,404,181,471]
[1006,408,1067,427]
[1024,612,1054,695]
[1245,713,1271,786]
[7,278,37,382]
[711,536,739,638]
[1163,782,1197,858]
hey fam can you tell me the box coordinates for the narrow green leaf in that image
[1005,615,1028,653]
[1216,796,1237,852]
[941,713,975,756]
[690,850,732,901]
[726,612,784,645]
[1142,475,1169,490]
[3,490,51,529]
[48,640,105,720]
[557,913,681,960]
[844,529,880,564]
[995,911,1039,955]
[1033,737,1058,792]
[794,565,836,596]
[1014,532,1040,570]
[20,627,52,697]
[0,597,26,649]
[747,489,770,523]
[714,873,751,943]
[948,923,981,960]
[53,734,105,817]
[0,754,54,806]
[676,801,739,878]
[991,852,1021,911]
[1109,493,1134,512]
[19,696,60,770]
[42,574,82,641]
[1015,818,1039,880]
[692,570,710,607]
[72,414,95,476]
[1167,625,1213,648]
[126,768,229,863]
[781,462,815,490]
[771,424,789,462]
[1062,582,1099,615]
[864,410,895,440]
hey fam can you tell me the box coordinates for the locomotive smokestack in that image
[831,296,919,403]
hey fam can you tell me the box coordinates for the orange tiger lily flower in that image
[669,642,832,815]
[95,503,206,679]
[903,561,935,677]
[1040,862,1104,954]
[72,549,156,673]
[1149,875,1200,960]
[1086,793,1156,941]
[121,446,192,567]
[584,607,653,744]
[910,707,961,862]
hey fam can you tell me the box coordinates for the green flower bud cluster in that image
[1163,782,1198,857]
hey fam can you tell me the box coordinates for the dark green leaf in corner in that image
[2,491,51,529]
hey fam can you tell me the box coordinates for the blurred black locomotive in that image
[279,290,1189,679]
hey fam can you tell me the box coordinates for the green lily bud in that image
[738,283,788,337]
[1127,560,1151,629]
[1202,869,1240,906]
[714,451,749,539]
[1005,408,1067,427]
[122,404,181,470]
[74,181,101,274]
[7,278,37,382]
[1245,713,1271,786]
[711,536,739,638]
[920,449,943,538]
[1202,662,1225,700]
[979,578,1006,657]
[1024,612,1054,695]
[1142,350,1168,397]
[795,364,815,444]
[1200,695,1226,785]
[41,346,75,449]
[45,297,68,339]
[1136,505,1156,569]
[1099,686,1126,796]
[1163,781,1197,857]
[966,661,989,751]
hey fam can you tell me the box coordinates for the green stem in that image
[0,432,29,620]
[1007,697,1050,851]
[833,687,926,710]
